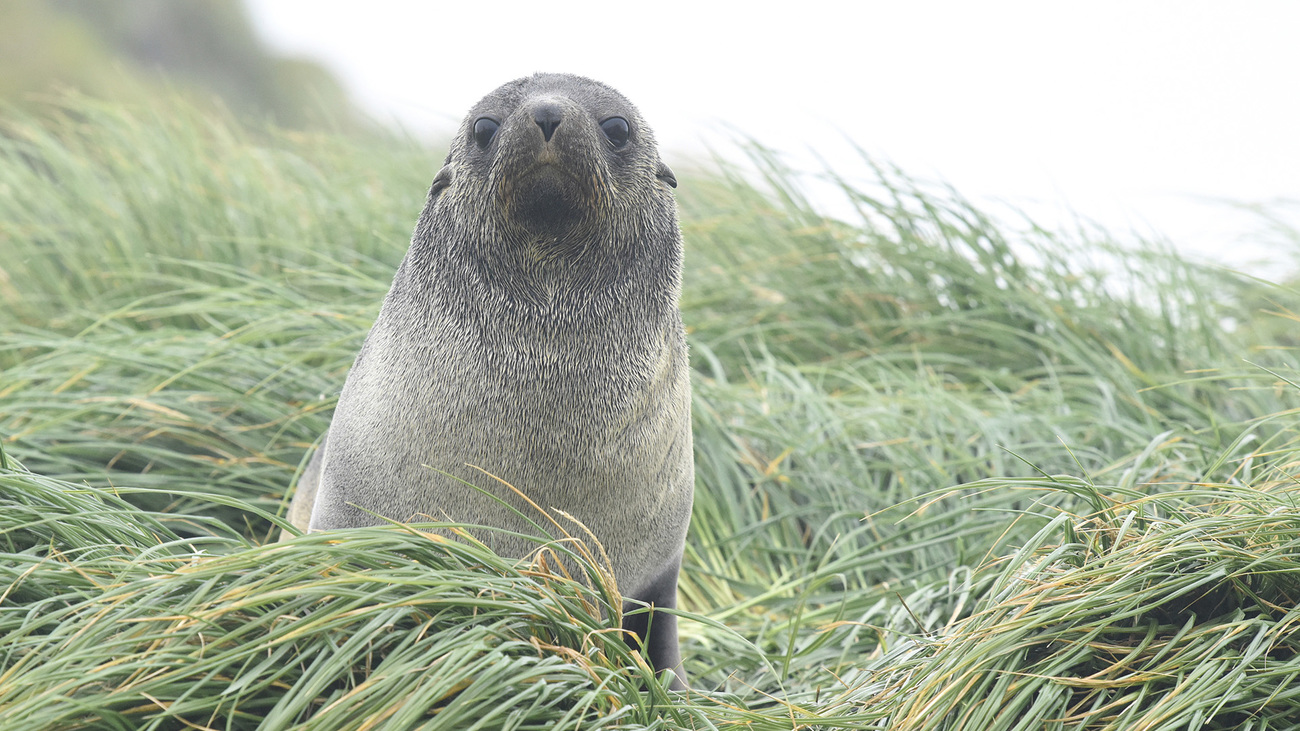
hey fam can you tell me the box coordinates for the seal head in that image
[460,76,675,241]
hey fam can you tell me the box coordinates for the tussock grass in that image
[3,93,1300,728]
[0,463,694,730]
[868,476,1300,729]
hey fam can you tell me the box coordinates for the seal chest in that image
[286,73,693,689]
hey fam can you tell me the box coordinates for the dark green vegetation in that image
[3,97,1300,729]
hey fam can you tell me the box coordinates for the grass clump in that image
[867,477,1300,729]
[3,93,1300,728]
[0,461,693,730]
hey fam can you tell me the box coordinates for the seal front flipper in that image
[281,430,327,540]
[622,558,687,691]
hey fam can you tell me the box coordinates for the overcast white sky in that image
[246,0,1300,274]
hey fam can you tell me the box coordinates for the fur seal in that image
[286,73,693,689]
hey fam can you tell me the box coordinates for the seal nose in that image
[534,103,563,142]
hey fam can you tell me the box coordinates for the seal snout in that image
[533,103,563,142]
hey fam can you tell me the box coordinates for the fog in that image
[248,0,1300,273]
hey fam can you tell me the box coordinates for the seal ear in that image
[656,160,677,189]
[429,164,454,198]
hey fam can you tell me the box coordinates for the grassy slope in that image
[2,96,1300,729]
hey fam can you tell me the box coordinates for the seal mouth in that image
[505,163,588,233]
[499,154,609,236]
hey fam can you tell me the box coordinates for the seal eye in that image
[473,117,499,149]
[600,117,630,148]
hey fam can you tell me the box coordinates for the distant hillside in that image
[0,0,356,129]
